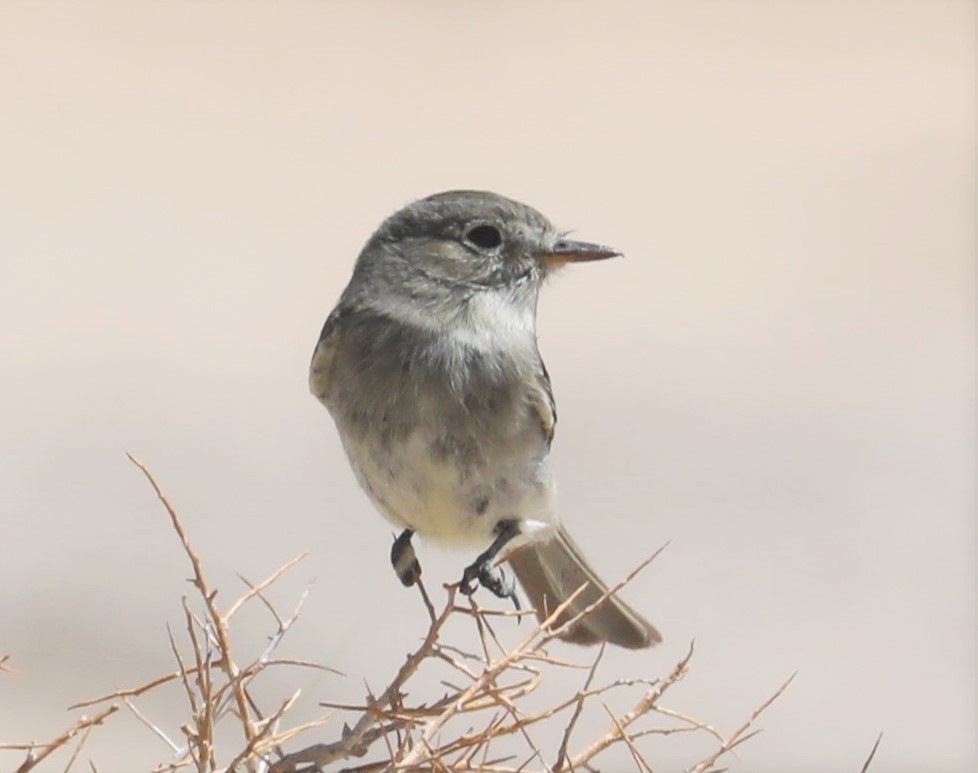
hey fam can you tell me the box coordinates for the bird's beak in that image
[535,239,621,267]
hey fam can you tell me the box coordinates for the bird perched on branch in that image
[310,190,660,648]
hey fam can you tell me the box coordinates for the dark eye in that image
[464,224,503,250]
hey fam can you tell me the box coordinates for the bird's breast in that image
[325,316,556,545]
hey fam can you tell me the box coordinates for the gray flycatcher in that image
[310,190,660,648]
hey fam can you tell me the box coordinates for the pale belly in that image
[339,417,558,549]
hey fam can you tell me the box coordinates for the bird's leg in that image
[391,528,421,587]
[459,519,521,610]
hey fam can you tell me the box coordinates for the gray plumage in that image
[310,190,660,648]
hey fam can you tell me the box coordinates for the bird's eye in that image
[464,224,503,251]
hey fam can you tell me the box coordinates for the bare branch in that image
[688,672,797,773]
[127,453,255,743]
[4,461,793,773]
[11,705,119,773]
[858,732,883,773]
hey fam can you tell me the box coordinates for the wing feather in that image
[531,361,557,447]
[309,310,345,405]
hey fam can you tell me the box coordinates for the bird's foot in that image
[458,519,523,610]
[459,558,521,612]
[391,529,421,587]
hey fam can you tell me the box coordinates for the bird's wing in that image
[530,360,557,448]
[309,309,345,405]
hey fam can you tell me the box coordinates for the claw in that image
[477,562,513,600]
[457,519,524,607]
[459,563,480,596]
[457,558,521,612]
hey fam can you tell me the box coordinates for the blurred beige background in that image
[1,2,974,771]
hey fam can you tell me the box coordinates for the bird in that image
[309,190,660,648]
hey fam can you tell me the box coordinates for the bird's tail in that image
[506,526,661,648]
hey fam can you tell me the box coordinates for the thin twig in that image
[12,705,119,773]
[127,453,255,743]
[553,643,605,770]
[858,732,883,773]
[227,553,309,623]
[560,640,694,772]
[600,701,653,773]
[123,697,182,754]
[272,587,461,772]
[688,672,797,773]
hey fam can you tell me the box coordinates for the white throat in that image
[379,287,537,354]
